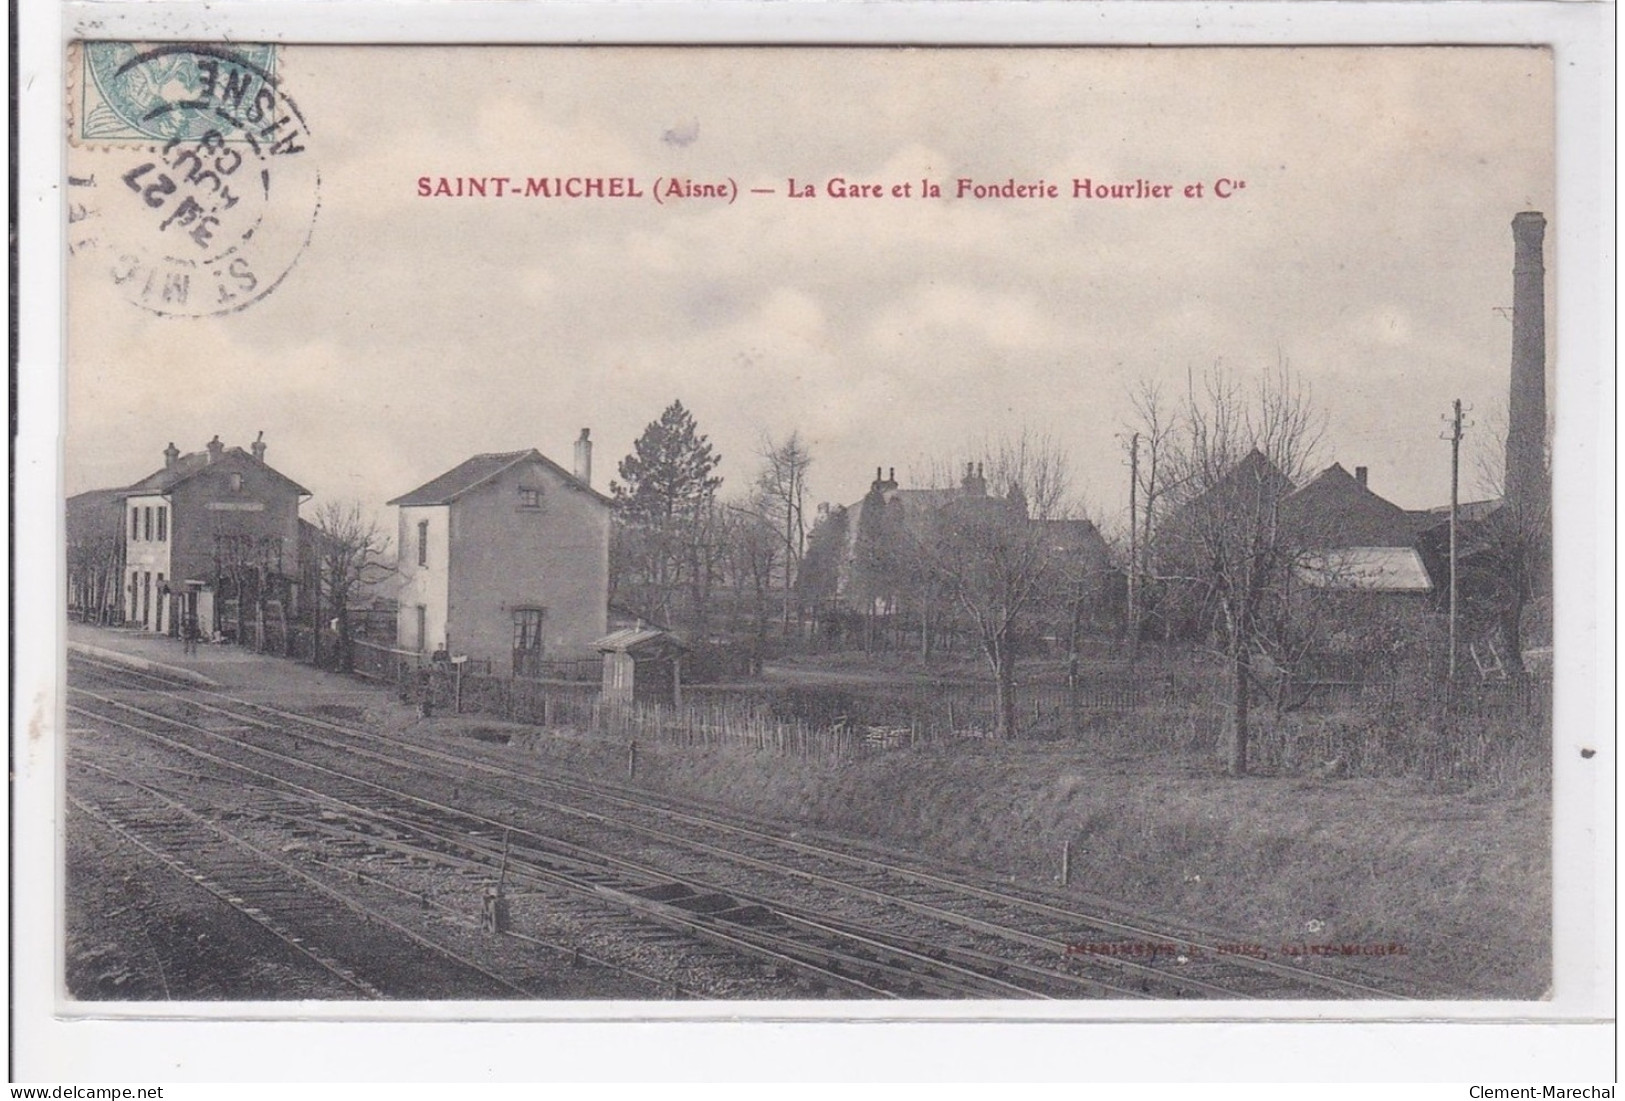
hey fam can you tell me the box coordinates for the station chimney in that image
[574,428,593,488]
[1505,211,1548,516]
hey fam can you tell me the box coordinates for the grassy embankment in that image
[432,701,1550,1000]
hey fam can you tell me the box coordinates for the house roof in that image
[1190,448,1294,506]
[1041,516,1110,558]
[592,627,688,654]
[1282,463,1428,548]
[66,488,128,540]
[388,449,612,508]
[66,487,128,514]
[1043,517,1106,546]
[1163,448,1295,537]
[1221,447,1293,489]
[1295,547,1434,592]
[122,446,311,498]
[1422,497,1504,524]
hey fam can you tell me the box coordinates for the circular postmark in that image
[69,43,320,318]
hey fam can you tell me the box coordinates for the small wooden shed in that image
[593,627,687,707]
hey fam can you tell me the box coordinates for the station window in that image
[143,506,153,541]
[130,508,140,541]
[512,608,544,651]
[156,506,168,542]
[417,520,429,567]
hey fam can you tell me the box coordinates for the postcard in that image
[16,4,1614,1084]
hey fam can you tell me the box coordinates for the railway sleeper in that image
[667,892,742,915]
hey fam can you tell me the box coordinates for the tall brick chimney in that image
[163,442,179,469]
[1506,211,1548,515]
[250,431,267,464]
[205,435,224,464]
[574,428,593,488]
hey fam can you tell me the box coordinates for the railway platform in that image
[66,621,381,705]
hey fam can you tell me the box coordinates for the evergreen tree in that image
[610,401,724,629]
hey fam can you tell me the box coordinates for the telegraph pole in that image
[1127,431,1140,643]
[1445,399,1464,684]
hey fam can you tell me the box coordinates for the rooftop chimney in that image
[1506,211,1548,515]
[163,442,180,469]
[574,428,593,488]
[1355,465,1368,489]
[250,430,267,464]
[205,435,224,464]
[962,461,987,496]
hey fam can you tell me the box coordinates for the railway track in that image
[67,653,1436,1000]
[70,765,529,999]
[70,687,1091,998]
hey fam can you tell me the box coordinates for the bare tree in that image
[309,499,393,671]
[1463,409,1551,678]
[210,526,279,644]
[1155,361,1325,775]
[719,498,781,664]
[1121,380,1184,640]
[908,432,1075,738]
[66,492,126,623]
[754,431,813,632]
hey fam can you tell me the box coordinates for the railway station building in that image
[80,434,312,639]
[387,431,611,675]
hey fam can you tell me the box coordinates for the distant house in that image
[800,464,1112,645]
[84,435,311,638]
[1282,462,1435,600]
[1293,547,1434,599]
[387,431,611,674]
[1151,452,1441,648]
[66,488,128,623]
[1282,462,1433,549]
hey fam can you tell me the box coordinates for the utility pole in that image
[1127,431,1140,645]
[1444,399,1465,684]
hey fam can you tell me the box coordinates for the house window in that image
[415,604,427,652]
[143,506,153,541]
[130,508,140,541]
[229,473,243,493]
[156,506,167,542]
[417,520,429,567]
[517,486,543,509]
[512,608,545,652]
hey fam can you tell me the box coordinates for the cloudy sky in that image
[67,45,1554,530]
